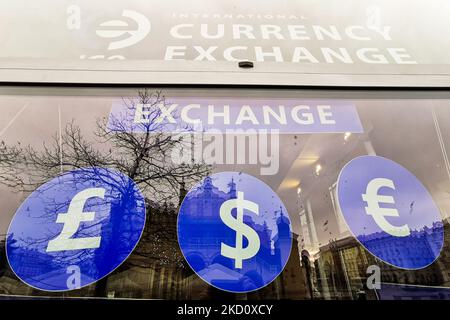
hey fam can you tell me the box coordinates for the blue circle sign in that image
[177,172,292,293]
[337,156,444,269]
[6,167,146,291]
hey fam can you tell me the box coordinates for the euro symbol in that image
[220,191,260,269]
[96,10,151,50]
[46,188,105,252]
[362,178,410,237]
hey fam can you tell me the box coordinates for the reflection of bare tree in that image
[0,90,208,195]
[0,89,210,296]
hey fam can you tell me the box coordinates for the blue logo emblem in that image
[177,172,292,293]
[6,167,146,291]
[337,156,444,269]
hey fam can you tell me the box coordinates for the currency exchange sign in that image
[337,156,444,269]
[6,167,146,291]
[177,172,293,293]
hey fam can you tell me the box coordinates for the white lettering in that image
[170,24,193,39]
[312,25,342,40]
[262,105,287,124]
[387,48,417,64]
[346,25,370,40]
[194,46,217,61]
[288,25,310,40]
[232,24,256,39]
[223,46,248,61]
[317,105,336,124]
[164,46,186,60]
[291,105,314,125]
[292,47,319,63]
[321,47,353,64]
[208,105,230,125]
[200,23,224,39]
[261,25,285,40]
[236,105,260,125]
[255,46,283,62]
[357,48,388,64]
[181,104,201,124]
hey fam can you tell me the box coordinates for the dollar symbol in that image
[220,191,260,269]
[362,178,410,237]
